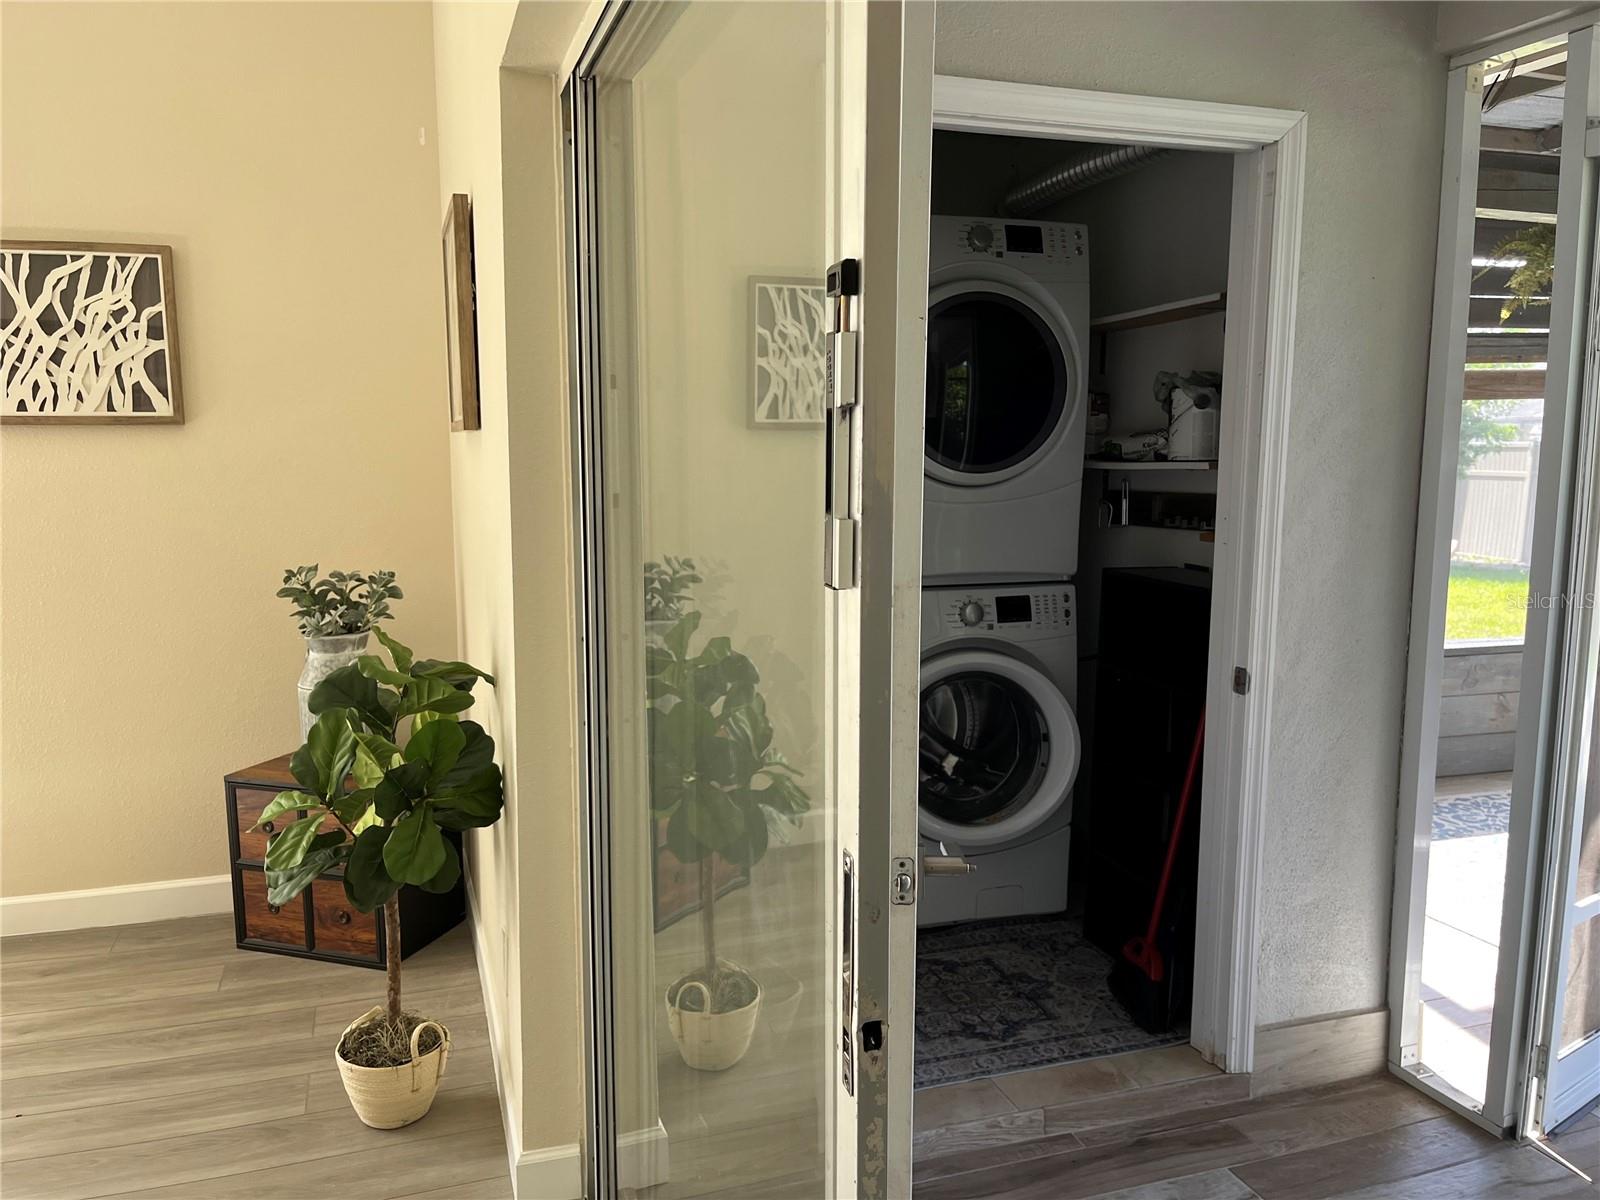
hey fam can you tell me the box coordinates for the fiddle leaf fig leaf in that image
[266,841,345,908]
[254,791,322,830]
[304,709,359,802]
[351,732,401,790]
[375,760,429,822]
[264,810,328,871]
[383,804,446,885]
[398,676,475,720]
[374,626,415,673]
[664,612,701,661]
[419,836,462,895]
[357,655,413,688]
[411,659,496,691]
[309,665,396,738]
[343,826,400,913]
[404,718,466,785]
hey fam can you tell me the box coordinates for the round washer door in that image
[925,278,1080,488]
[917,647,1080,848]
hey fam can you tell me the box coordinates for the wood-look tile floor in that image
[0,914,512,1200]
[912,1046,1598,1199]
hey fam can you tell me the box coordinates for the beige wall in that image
[0,1,456,899]
[937,0,1446,1026]
[430,0,589,1163]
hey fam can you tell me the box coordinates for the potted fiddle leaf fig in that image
[648,611,809,1071]
[253,627,503,1129]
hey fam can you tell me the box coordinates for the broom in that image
[1108,707,1206,1033]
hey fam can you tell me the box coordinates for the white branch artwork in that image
[2,245,182,422]
[751,278,826,427]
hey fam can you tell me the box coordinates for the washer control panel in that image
[936,586,1073,636]
[949,218,1085,262]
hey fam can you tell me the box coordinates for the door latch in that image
[890,856,916,905]
[824,258,861,591]
[1232,666,1250,695]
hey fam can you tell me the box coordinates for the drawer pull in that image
[261,820,276,835]
[335,910,352,926]
[268,903,281,915]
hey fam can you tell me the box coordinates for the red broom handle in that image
[1139,708,1207,949]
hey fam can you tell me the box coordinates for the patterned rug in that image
[1432,792,1512,841]
[915,914,1187,1088]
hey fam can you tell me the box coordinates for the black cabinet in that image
[1083,567,1211,1029]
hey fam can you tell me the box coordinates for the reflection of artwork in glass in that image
[750,276,825,428]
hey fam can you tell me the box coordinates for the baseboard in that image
[0,874,232,937]
[1251,1007,1388,1097]
[515,1141,583,1199]
[619,1119,671,1190]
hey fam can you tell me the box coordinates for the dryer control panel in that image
[944,218,1085,263]
[935,586,1073,637]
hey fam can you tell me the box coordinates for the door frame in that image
[932,76,1308,1074]
[1388,24,1599,1138]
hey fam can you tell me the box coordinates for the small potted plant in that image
[647,610,809,1071]
[253,626,502,1128]
[278,565,403,739]
[644,556,701,639]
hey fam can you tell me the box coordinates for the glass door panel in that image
[585,5,832,1196]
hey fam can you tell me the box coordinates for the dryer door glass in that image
[920,670,1050,825]
[926,293,1068,475]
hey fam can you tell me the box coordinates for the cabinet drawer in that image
[240,867,307,948]
[310,879,379,959]
[234,787,298,864]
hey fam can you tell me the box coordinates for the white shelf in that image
[1084,458,1218,471]
[1090,292,1227,333]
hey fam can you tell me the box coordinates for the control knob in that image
[966,224,995,252]
[959,600,986,627]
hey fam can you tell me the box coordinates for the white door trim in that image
[931,75,1307,1074]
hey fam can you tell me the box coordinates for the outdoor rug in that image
[1432,791,1512,841]
[915,913,1187,1088]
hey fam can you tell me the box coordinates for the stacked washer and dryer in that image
[918,215,1091,927]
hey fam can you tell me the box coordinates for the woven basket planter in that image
[335,1006,452,1129]
[665,967,762,1071]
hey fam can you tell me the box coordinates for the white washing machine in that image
[923,215,1091,583]
[917,581,1081,926]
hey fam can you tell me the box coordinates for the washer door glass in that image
[925,292,1068,476]
[919,670,1050,826]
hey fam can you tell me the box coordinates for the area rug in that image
[1432,791,1512,841]
[915,914,1187,1088]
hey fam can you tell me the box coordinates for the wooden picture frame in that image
[2,240,185,424]
[442,194,480,432]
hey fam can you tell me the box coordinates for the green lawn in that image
[1446,562,1529,642]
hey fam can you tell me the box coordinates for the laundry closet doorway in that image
[918,78,1307,1091]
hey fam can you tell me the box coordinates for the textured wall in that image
[937,1,1445,1025]
[0,2,456,898]
[430,0,589,1160]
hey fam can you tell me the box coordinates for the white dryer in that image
[924,215,1090,583]
[918,581,1081,926]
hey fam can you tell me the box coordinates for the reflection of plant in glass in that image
[647,611,809,1012]
[1480,224,1555,320]
[1459,396,1519,475]
[644,557,701,624]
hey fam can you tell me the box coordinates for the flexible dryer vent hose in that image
[1003,144,1170,215]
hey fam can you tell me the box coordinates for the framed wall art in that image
[749,275,826,428]
[441,194,480,432]
[2,241,184,424]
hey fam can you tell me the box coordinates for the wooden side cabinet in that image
[225,755,466,969]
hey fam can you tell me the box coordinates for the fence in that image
[1453,440,1539,567]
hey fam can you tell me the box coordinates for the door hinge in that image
[824,258,862,591]
[1233,666,1250,696]
[890,856,916,905]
